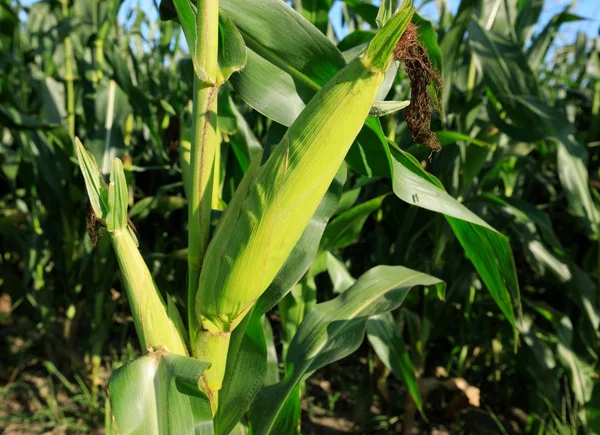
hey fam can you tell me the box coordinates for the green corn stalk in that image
[186,0,221,347]
[179,0,248,355]
[194,2,415,394]
[75,138,188,357]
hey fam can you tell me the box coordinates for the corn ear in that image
[193,150,264,390]
[75,139,188,356]
[110,229,188,355]
[195,6,414,335]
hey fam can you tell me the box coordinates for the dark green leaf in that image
[321,194,387,250]
[367,312,422,411]
[390,145,520,335]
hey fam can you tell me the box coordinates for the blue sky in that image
[334,0,600,42]
[16,0,593,49]
[15,0,598,38]
[116,0,599,48]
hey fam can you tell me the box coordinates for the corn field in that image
[1,0,599,433]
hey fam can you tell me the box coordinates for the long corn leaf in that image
[248,265,444,434]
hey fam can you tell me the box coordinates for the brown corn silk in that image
[394,22,443,153]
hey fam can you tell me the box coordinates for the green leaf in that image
[217,10,247,82]
[104,50,151,123]
[96,0,122,41]
[439,0,477,106]
[249,265,443,434]
[262,316,280,386]
[587,50,600,80]
[558,342,595,405]
[228,47,316,126]
[369,100,410,117]
[527,9,585,72]
[519,96,600,234]
[0,105,60,130]
[299,0,331,34]
[221,0,346,89]
[261,384,301,435]
[321,194,387,250]
[478,194,600,339]
[518,315,556,372]
[103,49,161,156]
[22,132,71,208]
[326,252,356,294]
[586,382,600,434]
[167,295,190,349]
[469,22,599,235]
[390,145,520,335]
[515,0,543,45]
[367,312,422,412]
[444,219,519,337]
[227,95,262,173]
[346,117,393,177]
[469,20,540,104]
[529,303,594,404]
[335,179,368,215]
[109,349,213,434]
[129,195,187,220]
[215,311,266,435]
[217,87,238,135]
[106,158,128,232]
[337,29,375,52]
[435,130,494,148]
[90,80,132,175]
[343,0,379,28]
[38,77,66,126]
[278,274,317,348]
[219,0,346,125]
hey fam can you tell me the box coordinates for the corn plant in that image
[72,0,525,432]
[6,0,600,433]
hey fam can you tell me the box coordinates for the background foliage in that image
[1,0,599,433]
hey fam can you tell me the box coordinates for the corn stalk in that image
[186,0,220,350]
